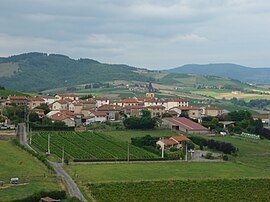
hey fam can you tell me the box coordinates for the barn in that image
[162,117,209,134]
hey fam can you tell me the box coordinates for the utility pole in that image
[185,143,188,161]
[62,147,64,165]
[29,128,32,145]
[127,142,130,162]
[47,134,50,155]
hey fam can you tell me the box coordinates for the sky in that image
[0,0,270,69]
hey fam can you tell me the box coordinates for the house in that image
[156,135,190,149]
[156,138,178,149]
[51,112,75,127]
[201,106,224,117]
[69,103,83,114]
[55,94,79,101]
[169,136,190,148]
[114,98,140,107]
[40,95,57,105]
[97,104,123,120]
[145,105,165,118]
[163,98,189,110]
[85,111,108,124]
[162,117,209,134]
[123,105,144,117]
[253,115,270,126]
[49,100,69,111]
[171,106,202,119]
[94,97,109,108]
[6,96,28,106]
[77,99,96,108]
[27,97,44,109]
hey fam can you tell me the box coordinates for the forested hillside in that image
[0,53,152,91]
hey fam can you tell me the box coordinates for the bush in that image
[205,152,213,159]
[12,190,66,202]
[169,147,178,152]
[222,155,229,161]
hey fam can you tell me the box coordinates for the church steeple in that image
[148,82,154,93]
[146,82,155,98]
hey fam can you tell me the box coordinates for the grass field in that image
[0,140,61,201]
[65,134,270,201]
[32,131,159,161]
[192,89,270,101]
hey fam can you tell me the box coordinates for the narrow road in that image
[49,161,88,202]
[17,123,88,201]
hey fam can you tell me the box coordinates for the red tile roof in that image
[166,98,188,102]
[124,105,144,109]
[173,106,201,110]
[170,136,190,142]
[98,104,123,111]
[164,117,209,131]
[8,96,28,100]
[27,97,44,102]
[253,115,269,119]
[160,139,178,145]
[89,110,107,116]
[118,98,139,103]
[146,106,165,109]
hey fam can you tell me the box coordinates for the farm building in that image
[162,117,209,134]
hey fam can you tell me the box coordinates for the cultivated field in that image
[32,131,159,161]
[0,140,61,201]
[65,135,270,201]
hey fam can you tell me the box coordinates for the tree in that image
[36,103,50,114]
[123,110,156,130]
[29,112,40,123]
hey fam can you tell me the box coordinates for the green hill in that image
[0,53,153,91]
[166,63,270,85]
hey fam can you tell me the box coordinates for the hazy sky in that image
[0,0,270,69]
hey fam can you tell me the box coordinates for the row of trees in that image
[230,98,270,109]
[189,136,237,154]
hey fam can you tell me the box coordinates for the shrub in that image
[205,152,213,159]
[222,155,229,161]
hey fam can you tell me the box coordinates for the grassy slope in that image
[0,141,61,201]
[0,89,28,98]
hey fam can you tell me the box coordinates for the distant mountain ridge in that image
[166,63,270,84]
[0,52,153,91]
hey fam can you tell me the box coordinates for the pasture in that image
[0,140,61,201]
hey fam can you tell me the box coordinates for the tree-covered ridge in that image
[0,52,152,91]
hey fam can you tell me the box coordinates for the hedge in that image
[12,190,66,202]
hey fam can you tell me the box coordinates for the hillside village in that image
[0,84,223,128]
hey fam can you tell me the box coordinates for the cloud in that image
[0,0,270,68]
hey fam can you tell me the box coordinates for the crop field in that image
[32,131,159,160]
[0,140,61,201]
[88,179,270,202]
[65,135,270,201]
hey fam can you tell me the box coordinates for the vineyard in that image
[32,131,159,161]
[88,178,270,201]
